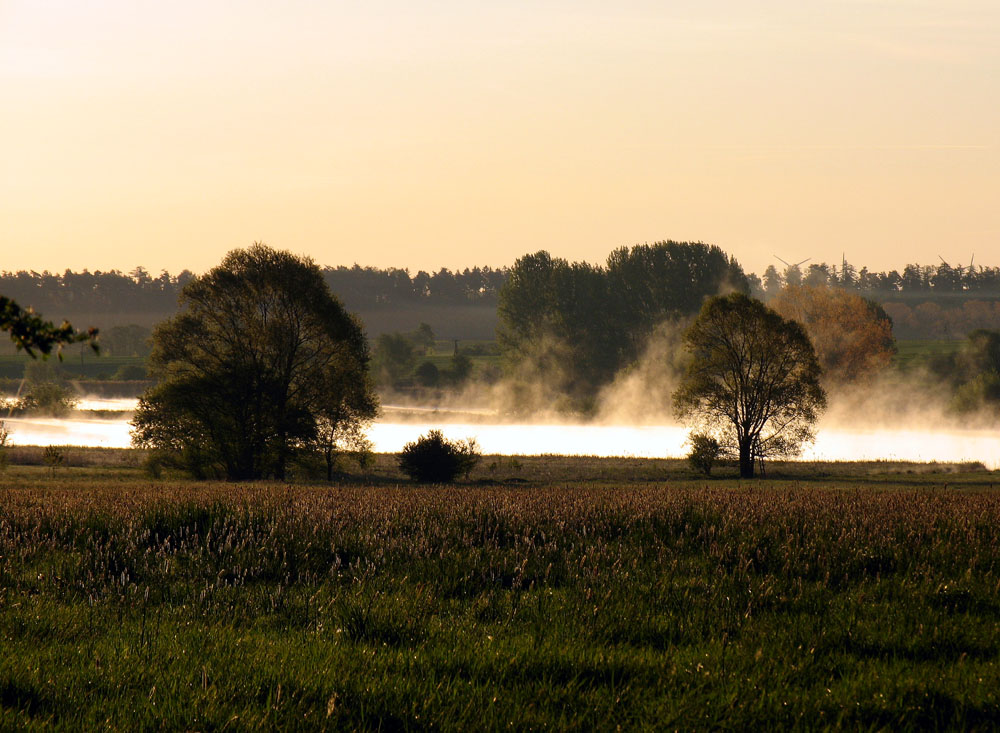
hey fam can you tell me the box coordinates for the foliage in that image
[770,285,896,383]
[498,242,748,404]
[497,251,614,400]
[16,361,78,416]
[112,363,148,380]
[948,330,1000,414]
[604,241,749,362]
[408,322,436,354]
[398,429,481,482]
[674,293,826,478]
[686,431,724,476]
[0,420,8,471]
[442,352,473,385]
[0,479,999,729]
[414,360,440,387]
[102,324,152,357]
[131,243,377,480]
[42,445,64,475]
[373,332,417,387]
[0,295,98,357]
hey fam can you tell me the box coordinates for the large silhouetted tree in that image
[673,293,826,478]
[131,244,377,480]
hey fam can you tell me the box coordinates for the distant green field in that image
[0,354,147,381]
[894,339,962,371]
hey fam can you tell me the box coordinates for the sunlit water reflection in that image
[3,401,998,468]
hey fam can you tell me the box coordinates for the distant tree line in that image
[0,265,507,318]
[756,260,1000,339]
[322,265,508,308]
[0,268,195,317]
[4,256,1000,343]
[757,260,1000,300]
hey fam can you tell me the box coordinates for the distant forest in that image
[2,257,1000,344]
[0,265,507,314]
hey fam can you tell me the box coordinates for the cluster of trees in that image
[8,257,999,348]
[758,260,1000,298]
[323,265,507,308]
[0,268,194,317]
[756,260,1000,340]
[498,242,748,402]
[769,286,896,384]
[373,328,473,390]
[0,361,79,416]
[0,265,509,321]
[923,329,1000,415]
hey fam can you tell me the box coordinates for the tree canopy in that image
[770,285,896,383]
[131,244,377,480]
[673,293,826,478]
[497,241,749,404]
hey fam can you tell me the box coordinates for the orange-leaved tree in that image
[770,286,895,384]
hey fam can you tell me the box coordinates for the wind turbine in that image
[774,255,810,269]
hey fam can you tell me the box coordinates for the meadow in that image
[1,457,999,730]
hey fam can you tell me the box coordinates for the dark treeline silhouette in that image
[0,268,196,317]
[757,260,1000,339]
[757,260,1000,300]
[4,256,1000,345]
[322,265,508,307]
[0,264,507,316]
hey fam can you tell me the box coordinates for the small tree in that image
[18,361,78,416]
[43,445,64,476]
[398,430,480,483]
[442,352,473,386]
[414,361,440,388]
[373,332,417,387]
[687,432,724,476]
[673,293,826,479]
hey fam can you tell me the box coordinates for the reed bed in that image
[0,476,998,729]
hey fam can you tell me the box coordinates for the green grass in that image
[894,339,963,371]
[0,354,147,381]
[0,467,998,729]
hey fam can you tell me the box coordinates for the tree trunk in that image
[738,437,755,479]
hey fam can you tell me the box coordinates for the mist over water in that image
[4,398,999,468]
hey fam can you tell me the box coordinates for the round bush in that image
[398,430,480,483]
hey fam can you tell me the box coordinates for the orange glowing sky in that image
[3,1,997,276]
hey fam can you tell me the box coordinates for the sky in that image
[2,0,998,277]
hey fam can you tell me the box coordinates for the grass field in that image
[1,457,999,730]
[893,339,963,372]
[0,354,147,381]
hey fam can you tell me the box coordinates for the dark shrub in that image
[398,430,480,483]
[687,432,724,476]
[415,361,440,388]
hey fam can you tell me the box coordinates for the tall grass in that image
[0,477,998,729]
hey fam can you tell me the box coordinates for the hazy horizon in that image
[3,1,997,277]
